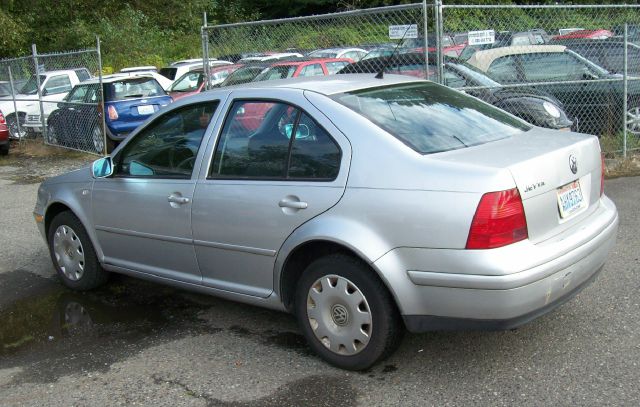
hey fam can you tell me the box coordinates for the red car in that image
[553,29,614,40]
[252,58,353,81]
[168,64,242,101]
[0,109,9,156]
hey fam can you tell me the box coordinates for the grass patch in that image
[600,132,640,158]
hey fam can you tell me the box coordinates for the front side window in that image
[114,102,217,178]
[211,101,340,180]
[66,85,89,103]
[333,82,529,154]
[521,52,589,82]
[44,75,72,95]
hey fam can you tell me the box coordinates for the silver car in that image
[34,74,619,370]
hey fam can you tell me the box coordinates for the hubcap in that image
[627,107,640,135]
[52,225,85,281]
[306,275,372,356]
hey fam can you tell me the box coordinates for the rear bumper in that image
[374,196,618,332]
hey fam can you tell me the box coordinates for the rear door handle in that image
[168,194,190,204]
[278,199,308,210]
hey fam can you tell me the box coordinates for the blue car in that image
[48,75,172,153]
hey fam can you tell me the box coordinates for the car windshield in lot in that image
[106,78,166,101]
[333,82,530,154]
[19,74,46,95]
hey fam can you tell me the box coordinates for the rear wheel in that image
[627,106,640,135]
[294,253,404,370]
[48,211,108,290]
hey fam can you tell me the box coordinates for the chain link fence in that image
[202,1,640,158]
[0,41,105,155]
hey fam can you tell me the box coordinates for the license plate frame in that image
[557,180,586,219]
[137,105,155,115]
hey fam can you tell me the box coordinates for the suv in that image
[0,69,91,138]
[47,74,172,153]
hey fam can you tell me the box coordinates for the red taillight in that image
[466,188,528,250]
[600,155,605,196]
[0,111,5,124]
[107,105,118,121]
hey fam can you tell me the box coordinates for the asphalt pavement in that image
[0,160,638,406]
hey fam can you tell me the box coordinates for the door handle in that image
[278,199,308,210]
[168,194,190,204]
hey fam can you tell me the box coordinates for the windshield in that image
[159,67,178,80]
[254,65,297,81]
[220,66,266,86]
[332,82,529,154]
[170,72,204,92]
[106,78,166,101]
[19,75,46,95]
[449,62,502,87]
[566,49,610,76]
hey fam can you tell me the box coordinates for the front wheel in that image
[48,211,108,290]
[294,253,404,370]
[6,113,26,139]
[627,106,640,135]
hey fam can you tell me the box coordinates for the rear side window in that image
[333,82,529,154]
[106,78,166,101]
[521,52,588,82]
[487,55,519,83]
[74,69,91,82]
[211,101,340,180]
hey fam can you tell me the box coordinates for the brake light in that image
[600,155,605,196]
[107,105,118,121]
[466,188,528,250]
[0,111,5,124]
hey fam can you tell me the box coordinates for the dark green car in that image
[466,45,640,136]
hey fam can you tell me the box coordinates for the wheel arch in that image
[44,198,104,260]
[275,220,399,314]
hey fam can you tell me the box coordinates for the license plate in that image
[557,180,586,219]
[137,105,155,115]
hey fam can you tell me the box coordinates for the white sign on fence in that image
[389,24,418,40]
[468,30,495,45]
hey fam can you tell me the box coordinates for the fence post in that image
[96,36,107,156]
[422,0,430,80]
[32,44,48,144]
[202,12,210,91]
[434,0,444,84]
[623,23,628,159]
[7,66,23,144]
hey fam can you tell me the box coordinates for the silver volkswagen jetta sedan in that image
[34,74,618,370]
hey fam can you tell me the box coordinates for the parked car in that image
[0,68,92,139]
[0,109,9,155]
[159,60,233,82]
[115,70,173,90]
[168,65,242,101]
[550,38,640,75]
[307,47,368,62]
[35,74,618,370]
[216,63,272,87]
[459,30,550,60]
[339,54,573,130]
[466,45,640,136]
[401,34,467,57]
[237,52,303,63]
[47,75,172,153]
[253,58,352,81]
[553,29,613,40]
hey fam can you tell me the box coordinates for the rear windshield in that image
[332,82,530,154]
[159,67,177,80]
[106,78,166,101]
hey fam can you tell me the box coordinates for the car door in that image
[518,52,613,134]
[92,101,220,284]
[191,89,351,297]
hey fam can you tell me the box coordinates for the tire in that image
[0,144,8,156]
[294,253,404,370]
[6,113,26,139]
[627,105,640,136]
[47,211,108,291]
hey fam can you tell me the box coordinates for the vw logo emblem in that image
[569,155,578,174]
[331,304,349,326]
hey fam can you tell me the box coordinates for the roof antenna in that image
[376,24,414,79]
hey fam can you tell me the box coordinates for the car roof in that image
[467,45,567,71]
[39,69,87,76]
[268,58,352,67]
[81,74,161,85]
[207,73,422,96]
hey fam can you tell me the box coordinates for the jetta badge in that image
[569,155,578,174]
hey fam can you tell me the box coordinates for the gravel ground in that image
[0,147,638,406]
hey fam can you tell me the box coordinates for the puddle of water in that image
[0,270,219,383]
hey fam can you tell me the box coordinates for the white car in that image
[237,52,303,63]
[307,47,368,62]
[0,68,91,138]
[159,61,233,84]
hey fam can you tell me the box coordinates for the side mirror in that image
[91,157,113,178]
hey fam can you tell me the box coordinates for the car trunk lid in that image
[432,128,602,243]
